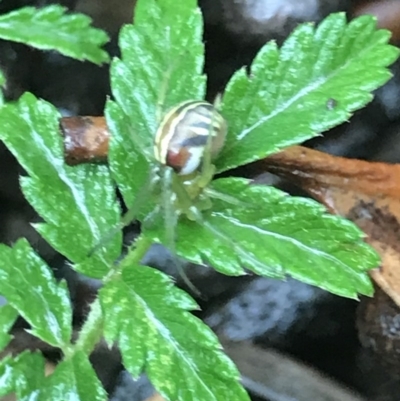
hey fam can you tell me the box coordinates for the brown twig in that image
[60,116,109,165]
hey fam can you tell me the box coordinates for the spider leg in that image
[204,187,250,208]
[155,55,186,122]
[162,166,202,297]
[184,187,284,278]
[88,169,156,256]
[199,216,284,278]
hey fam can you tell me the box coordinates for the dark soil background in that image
[0,1,400,400]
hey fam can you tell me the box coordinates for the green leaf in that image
[0,93,121,278]
[1,351,106,401]
[0,352,48,399]
[0,240,72,348]
[0,5,109,64]
[0,304,18,350]
[106,100,152,208]
[0,70,5,107]
[217,13,400,173]
[0,354,16,398]
[107,0,205,207]
[145,178,378,298]
[38,351,106,401]
[12,352,47,400]
[100,262,250,401]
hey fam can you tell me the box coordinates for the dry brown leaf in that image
[257,146,400,307]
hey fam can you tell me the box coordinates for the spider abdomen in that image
[154,100,227,176]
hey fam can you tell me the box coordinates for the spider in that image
[104,98,229,295]
[153,99,227,218]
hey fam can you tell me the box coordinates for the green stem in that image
[73,298,103,355]
[122,234,154,268]
[204,187,249,207]
[65,234,154,358]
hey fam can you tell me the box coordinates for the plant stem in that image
[122,234,154,268]
[68,234,154,357]
[74,298,103,355]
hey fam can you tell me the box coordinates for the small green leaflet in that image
[216,13,400,173]
[0,70,5,106]
[0,304,18,351]
[0,5,109,64]
[0,93,121,278]
[37,351,107,401]
[0,351,106,401]
[107,0,205,207]
[144,178,378,298]
[106,101,152,209]
[0,355,15,398]
[100,262,250,401]
[3,352,46,400]
[0,240,72,348]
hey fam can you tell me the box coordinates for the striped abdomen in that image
[154,100,227,176]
